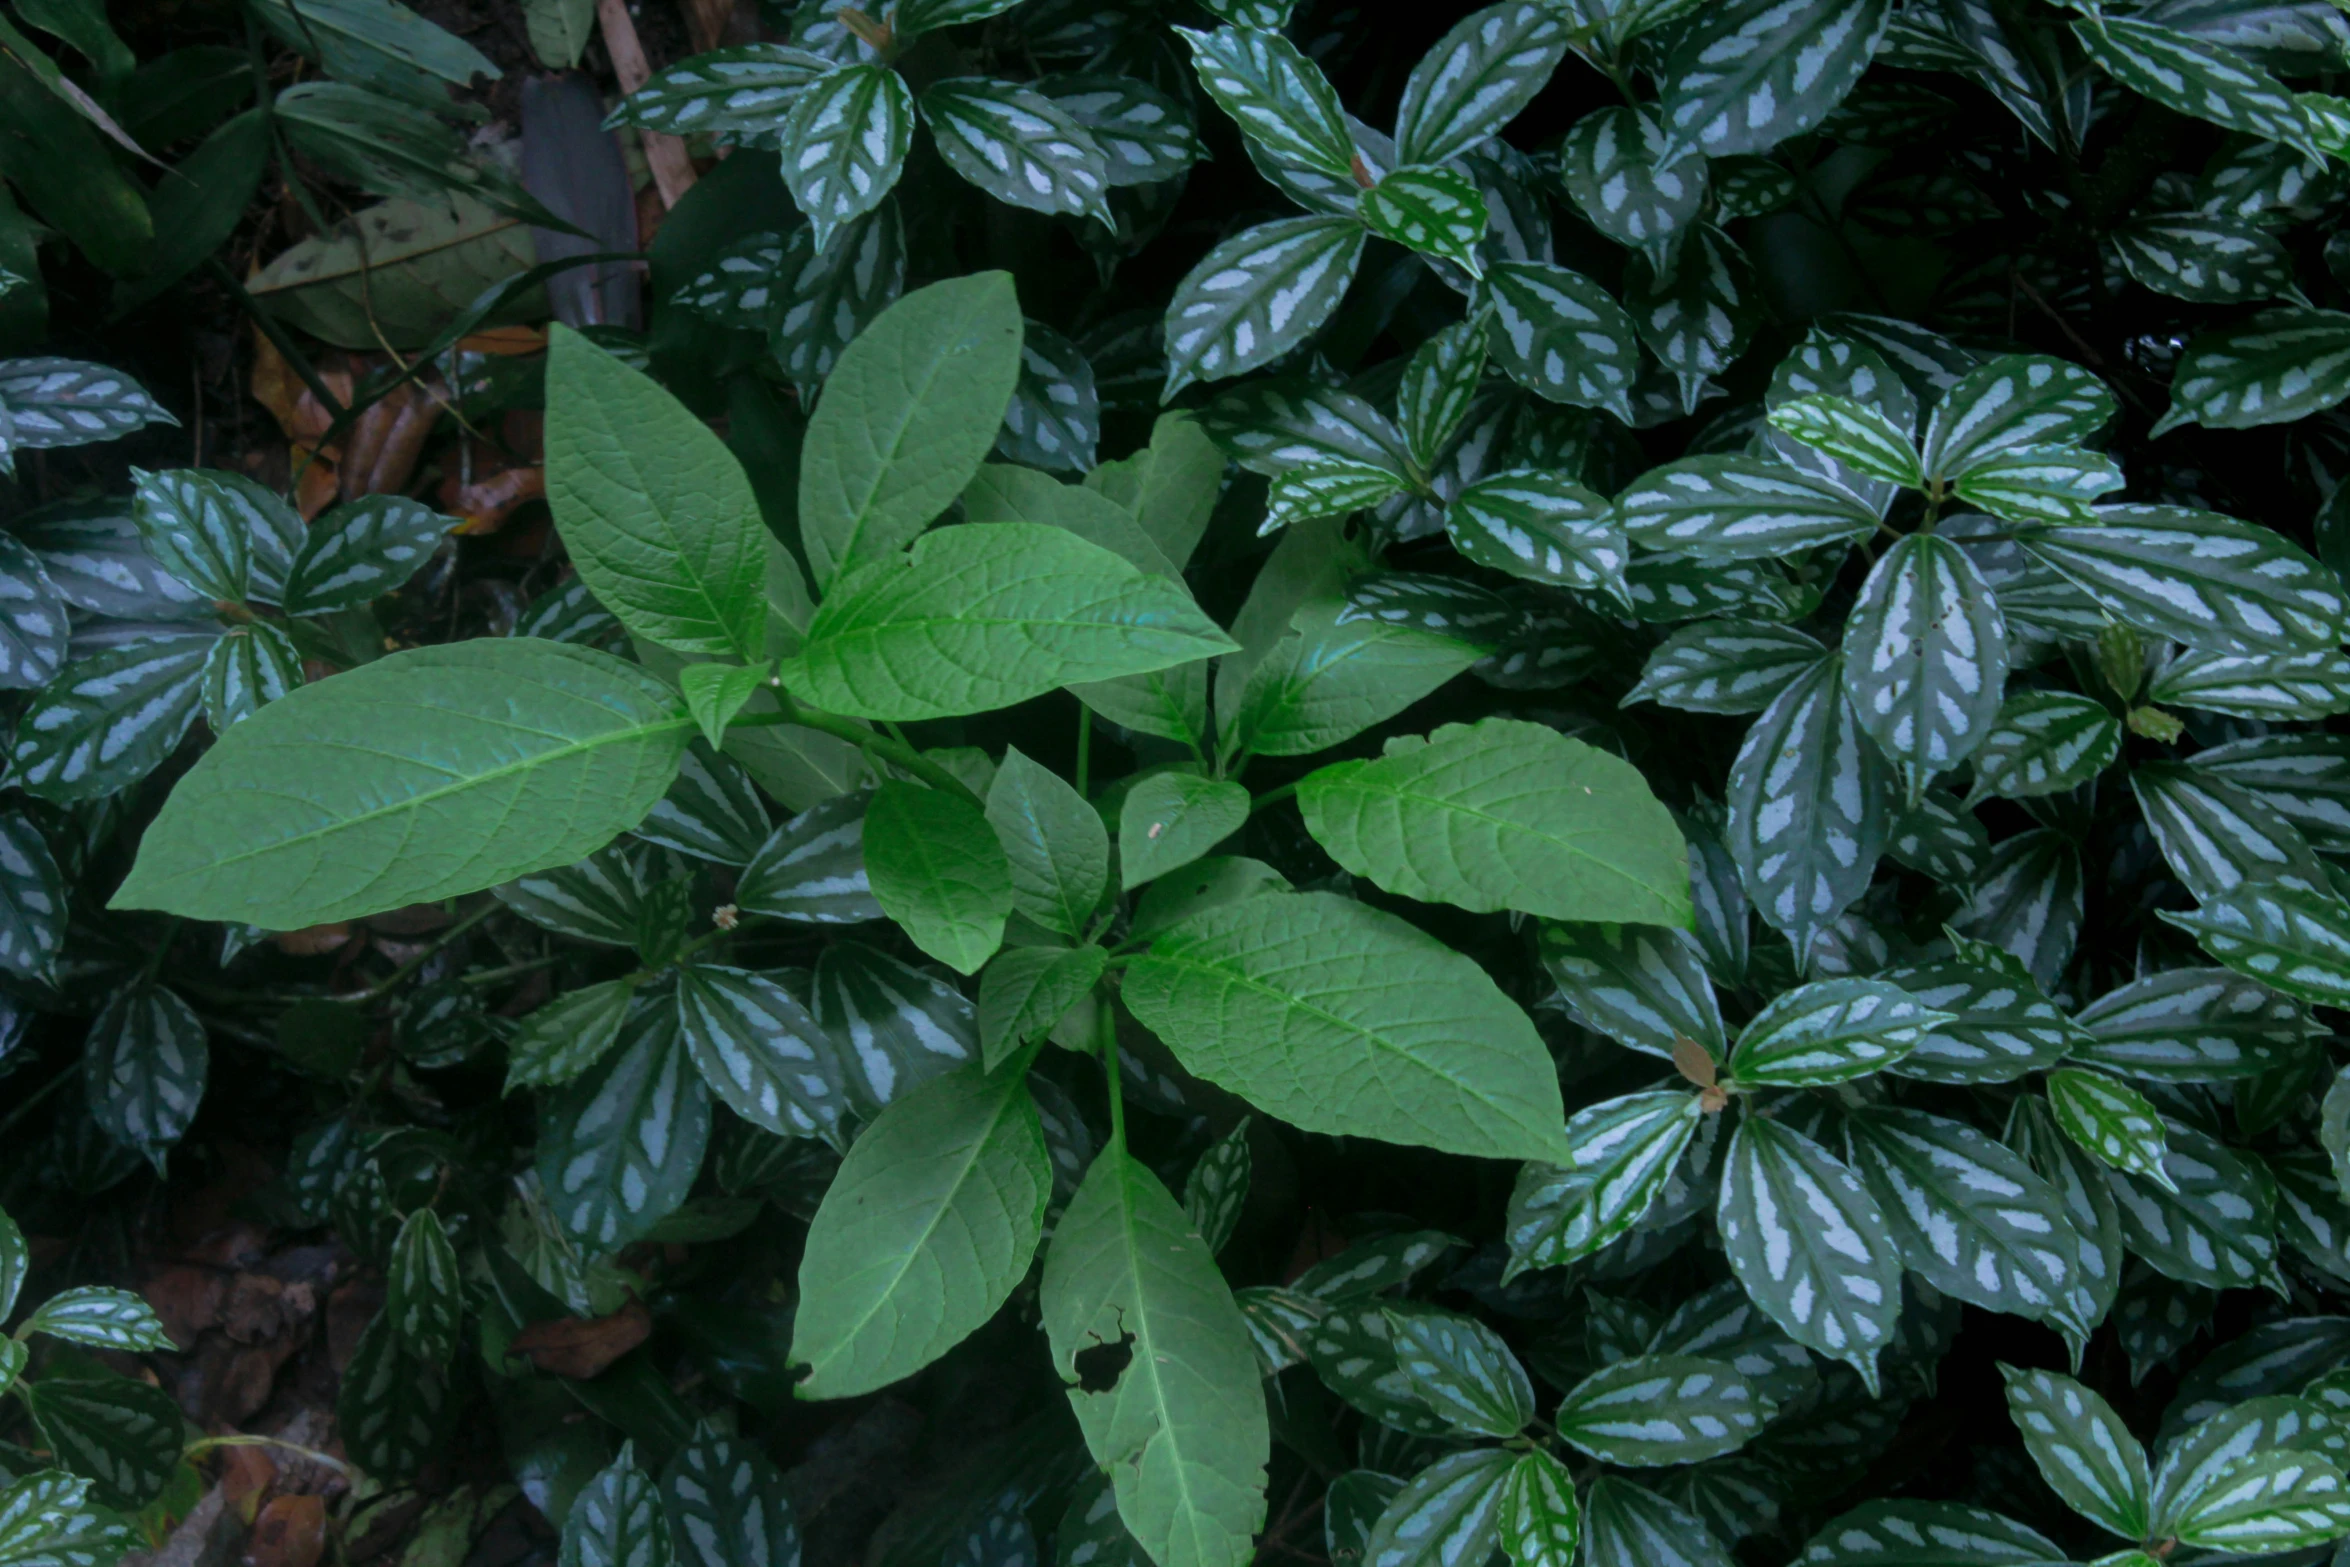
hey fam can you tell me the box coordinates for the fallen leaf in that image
[248,1492,326,1567]
[271,924,353,957]
[144,1265,229,1346]
[445,465,544,535]
[507,1297,651,1379]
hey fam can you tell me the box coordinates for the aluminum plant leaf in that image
[1040,1148,1268,1567]
[2022,507,2349,655]
[1443,470,1627,600]
[636,744,771,867]
[1624,621,1827,715]
[1918,354,2114,480]
[1363,1449,1512,1567]
[2146,646,2350,721]
[21,1361,185,1510]
[995,320,1100,474]
[1727,979,1948,1087]
[1538,920,1725,1061]
[1385,1306,1536,1438]
[0,813,62,982]
[560,1447,672,1567]
[2189,734,2350,850]
[1787,1501,2068,1566]
[2152,307,2350,433]
[1847,1107,2077,1328]
[2073,15,2318,158]
[1505,1091,1704,1276]
[776,65,912,251]
[1484,261,1640,419]
[536,997,712,1252]
[2000,1364,2149,1540]
[0,359,170,450]
[1296,717,1690,925]
[1392,3,1568,168]
[810,941,977,1117]
[278,494,450,616]
[1161,217,1365,396]
[922,78,1112,224]
[1178,24,1354,186]
[1497,1449,1579,1567]
[2104,1120,2276,1290]
[1579,1476,1734,1567]
[1623,226,1761,399]
[1725,655,1894,959]
[736,792,884,926]
[1555,1355,1775,1468]
[792,1064,1049,1398]
[199,620,300,731]
[1953,829,2083,991]
[2071,967,2314,1082]
[0,1470,133,1567]
[2163,880,2350,1008]
[2046,1069,2174,1191]
[1037,75,1202,189]
[1360,166,1487,275]
[129,465,287,603]
[1842,533,2009,804]
[114,639,694,928]
[1766,395,1922,488]
[1882,939,2082,1084]
[2114,213,2292,304]
[0,536,64,692]
[1654,0,1894,158]
[1966,691,2122,804]
[1556,105,1706,249]
[1614,456,1881,559]
[83,984,206,1165]
[675,964,846,1141]
[1125,891,1571,1163]
[605,43,833,141]
[659,1432,800,1567]
[385,1209,461,1365]
[1952,446,2126,525]
[767,204,907,393]
[1717,1116,1902,1392]
[2130,761,2328,902]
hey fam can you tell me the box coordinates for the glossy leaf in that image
[1717,1117,1902,1391]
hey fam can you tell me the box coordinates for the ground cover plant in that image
[14,1,2350,1566]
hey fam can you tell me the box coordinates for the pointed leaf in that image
[2153,307,2350,432]
[2073,967,2313,1083]
[777,65,911,250]
[1121,774,1248,890]
[1162,217,1364,397]
[1842,533,2010,803]
[1656,0,1893,157]
[1485,261,1640,417]
[536,1000,713,1251]
[1766,396,1922,488]
[1918,355,2114,481]
[1718,1117,1902,1390]
[1729,980,1945,1087]
[922,78,1111,223]
[1556,1355,1775,1468]
[1966,691,2121,804]
[1848,1107,2077,1328]
[676,964,846,1141]
[1615,456,1879,559]
[1999,1365,2150,1540]
[1726,655,1893,958]
[1506,1092,1703,1275]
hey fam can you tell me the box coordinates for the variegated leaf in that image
[1178,24,1354,185]
[2113,213,2293,304]
[2072,967,2313,1082]
[83,984,207,1165]
[1843,533,2009,804]
[2073,15,2317,159]
[658,1431,800,1567]
[1556,105,1706,249]
[1361,165,1487,275]
[1727,979,1945,1087]
[2152,307,2350,433]
[1038,75,1201,188]
[279,494,450,615]
[1878,942,2082,1084]
[2024,506,2349,654]
[129,465,292,603]
[777,66,912,250]
[1624,620,1826,715]
[1788,1501,2068,1566]
[2146,646,2350,720]
[2190,733,2350,851]
[770,203,906,392]
[1393,3,1568,167]
[2047,1069,2174,1191]
[1162,216,1364,396]
[2008,1097,2126,1349]
[16,1286,172,1353]
[1953,829,2082,991]
[1952,446,2126,525]
[1306,1304,1454,1436]
[0,359,172,450]
[1726,655,1894,959]
[1615,456,1880,559]
[0,814,64,982]
[385,1208,461,1365]
[1484,261,1640,419]
[606,44,832,141]
[1539,921,1725,1060]
[2000,1364,2150,1540]
[736,792,883,925]
[1555,1355,1775,1467]
[809,940,976,1117]
[2166,1452,2350,1552]
[1966,690,2121,804]
[1888,792,1991,884]
[1623,227,1761,400]
[0,1470,133,1567]
[1918,354,2114,481]
[1386,1306,1536,1438]
[537,996,713,1251]
[200,620,302,730]
[1398,316,1487,473]
[2164,881,2350,1009]
[1848,1107,2077,1328]
[1364,1448,1513,1567]
[1444,469,1625,599]
[2132,762,2327,902]
[997,319,1099,473]
[922,78,1111,224]
[2105,1120,2276,1290]
[1655,0,1894,158]
[1497,1450,1579,1567]
[638,744,772,867]
[561,1446,674,1567]
[1766,395,1921,488]
[0,537,64,692]
[1717,1116,1902,1392]
[1580,1478,1732,1567]
[1263,463,1405,534]
[1505,1091,1703,1276]
[676,964,846,1142]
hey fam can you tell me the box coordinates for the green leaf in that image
[1625,621,1826,715]
[1361,166,1487,274]
[83,984,205,1165]
[1125,891,1570,1162]
[114,638,693,928]
[1178,24,1353,187]
[1223,600,1481,760]
[247,0,494,107]
[1084,412,1222,570]
[1879,943,2082,1084]
[275,82,552,226]
[1842,534,2010,805]
[386,1208,461,1365]
[17,1287,171,1353]
[1765,396,1922,489]
[0,1205,22,1319]
[776,65,911,251]
[2165,1450,2350,1552]
[996,322,1101,474]
[864,780,1013,975]
[2113,213,2292,305]
[2163,880,2350,1008]
[1615,456,1880,559]
[2146,646,2350,721]
[659,1432,799,1567]
[1444,469,1626,600]
[921,78,1111,223]
[1557,104,1705,248]
[675,964,844,1141]
[792,1063,1049,1398]
[561,1446,674,1567]
[1655,0,1893,157]
[1918,355,2114,481]
[1847,1107,2078,1328]
[1580,1477,1733,1567]
[2104,1120,2276,1290]
[0,1470,133,1567]
[536,998,713,1252]
[1386,1307,1536,1438]
[2073,15,2315,159]
[1951,446,2128,526]
[1497,1450,1580,1567]
[23,1360,184,1509]
[1398,317,1488,475]
[986,749,1108,939]
[781,524,1235,721]
[810,941,978,1116]
[1040,1148,1268,1567]
[678,662,771,751]
[1485,261,1640,419]
[1726,654,1894,959]
[1727,979,1945,1087]
[978,945,1106,1071]
[1039,75,1204,191]
[2047,1069,2174,1191]
[1120,774,1249,890]
[2152,307,2350,433]
[1540,920,1725,1061]
[1966,691,2122,804]
[1184,1119,1251,1256]
[1556,1355,1775,1468]
[1306,1303,1457,1434]
[2000,1364,2149,1540]
[1393,3,1566,166]
[507,977,641,1090]
[1506,1091,1703,1275]
[1787,1501,2068,1566]
[797,273,1024,589]
[1363,1449,1512,1567]
[11,634,214,803]
[1717,1117,1902,1392]
[1162,217,1365,397]
[2021,506,2347,655]
[2072,967,2314,1082]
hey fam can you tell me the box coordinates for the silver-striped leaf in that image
[2046,1069,2174,1191]
[1162,216,1364,396]
[2151,307,2350,433]
[1878,942,2083,1084]
[1361,166,1487,275]
[1538,921,1725,1060]
[535,995,714,1252]
[496,840,671,947]
[659,1431,800,1567]
[1727,979,1946,1088]
[1952,829,2083,991]
[2131,761,2327,902]
[1037,75,1202,189]
[1364,1448,1513,1567]
[279,493,450,615]
[1965,691,2121,804]
[1386,1306,1536,1438]
[771,203,907,393]
[1848,1107,2078,1328]
[0,1470,133,1567]
[736,792,883,925]
[1843,533,2009,804]
[1556,105,1706,249]
[200,620,301,730]
[1505,1091,1703,1276]
[83,985,207,1166]
[1484,261,1639,419]
[1497,1450,1579,1567]
[1789,1500,2068,1566]
[1580,1474,1734,1567]
[637,744,772,867]
[561,1446,674,1567]
[2105,1120,2276,1290]
[1654,0,1894,158]
[0,814,64,982]
[922,78,1112,224]
[2163,880,2350,1009]
[2008,1097,2126,1351]
[1765,396,1921,489]
[777,65,912,251]
[1624,621,1826,715]
[605,44,832,141]
[1555,1354,1775,1468]
[1918,354,2114,481]
[2189,733,2350,851]
[2146,646,2350,720]
[1951,446,2127,525]
[1443,469,1625,598]
[676,964,846,1142]
[0,359,172,450]
[1717,1116,1902,1392]
[21,505,209,622]
[809,940,977,1117]
[1615,456,1880,559]
[1305,1304,1453,1436]
[16,1286,172,1353]
[1178,24,1354,185]
[385,1208,461,1365]
[2072,967,2313,1083]
[0,535,64,691]
[1623,227,1761,401]
[2113,213,2293,304]
[1393,2,1568,168]
[2000,1364,2150,1540]
[2072,15,2317,158]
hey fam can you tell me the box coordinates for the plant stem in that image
[1249,780,1298,816]
[1075,703,1093,799]
[356,900,499,1001]
[209,257,346,420]
[758,690,984,805]
[1099,994,1125,1152]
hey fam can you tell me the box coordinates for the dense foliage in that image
[18,1,2350,1566]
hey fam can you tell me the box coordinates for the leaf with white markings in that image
[1788,1501,2068,1566]
[386,1208,460,1365]
[561,1447,673,1567]
[660,1432,799,1567]
[2021,506,2348,654]
[1919,355,2113,481]
[0,1470,132,1567]
[2073,15,2316,158]
[1184,1118,1251,1256]
[2163,880,2350,1009]
[1966,691,2121,804]
[2105,1120,2276,1290]
[1624,227,1761,404]
[811,941,976,1117]
[1162,217,1364,396]
[2047,1069,2174,1191]
[14,634,214,801]
[1655,0,1893,158]
[1361,166,1486,275]
[2114,214,2292,304]
[2147,646,2350,721]
[1766,396,1921,489]
[1363,1449,1512,1567]
[1038,75,1201,189]
[1557,106,1707,249]
[1498,1450,1579,1567]
[997,322,1100,474]
[1880,942,2082,1084]
[17,1287,172,1352]
[2000,1365,2150,1540]
[2132,762,2326,902]
[0,814,65,981]
[676,964,845,1142]
[1539,921,1725,1060]
[2190,734,2350,852]
[1179,25,1354,186]
[1625,621,1826,715]
[606,44,832,141]
[1616,457,1880,559]
[792,1064,1048,1398]
[1505,1092,1702,1277]
[1444,470,1626,600]
[280,494,449,615]
[0,538,65,692]
[1393,3,1567,167]
[1580,1477,1734,1567]
[22,1360,185,1509]
[2153,308,2350,433]
[1384,1306,1535,1438]
[1842,533,2010,805]
[1557,1355,1775,1468]
[535,997,712,1252]
[1485,262,1640,419]
[777,66,912,251]
[1717,1116,1902,1392]
[1727,979,1946,1087]
[923,79,1111,224]
[2072,967,2313,1082]
[84,984,206,1166]
[1954,829,2083,990]
[1,361,172,450]
[1953,446,2127,525]
[736,792,884,926]
[201,621,301,730]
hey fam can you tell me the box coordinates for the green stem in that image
[760,690,983,805]
[1075,703,1093,799]
[358,900,499,1001]
[1249,780,1298,817]
[1099,994,1125,1152]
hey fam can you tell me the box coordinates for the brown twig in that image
[599,0,697,208]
